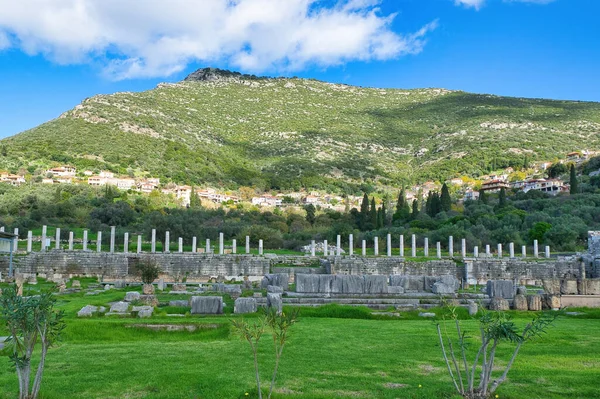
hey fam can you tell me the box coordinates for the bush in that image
[132,258,161,284]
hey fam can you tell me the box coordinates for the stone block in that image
[110,302,130,313]
[234,298,257,314]
[71,280,81,288]
[437,275,460,291]
[190,296,223,314]
[516,286,527,295]
[424,276,438,292]
[104,284,111,290]
[253,292,263,298]
[513,294,528,311]
[543,294,561,310]
[527,295,542,311]
[267,285,283,293]
[584,279,600,295]
[338,275,364,294]
[468,301,478,316]
[431,282,455,294]
[418,312,436,318]
[139,295,159,307]
[261,273,289,291]
[169,300,190,307]
[389,275,425,292]
[211,283,242,297]
[157,279,165,291]
[114,280,127,289]
[560,280,578,295]
[486,280,515,299]
[364,275,388,294]
[142,284,155,295]
[171,284,187,292]
[132,306,154,318]
[266,293,282,314]
[77,305,98,317]
[124,292,140,302]
[387,286,405,294]
[489,297,510,311]
[542,279,560,295]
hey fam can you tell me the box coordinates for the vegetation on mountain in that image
[1,68,600,193]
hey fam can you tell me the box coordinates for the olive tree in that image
[0,286,66,399]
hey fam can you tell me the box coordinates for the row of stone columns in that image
[5,226,553,258]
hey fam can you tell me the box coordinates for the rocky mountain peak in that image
[183,67,264,82]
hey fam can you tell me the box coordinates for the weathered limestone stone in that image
[489,297,510,311]
[157,279,165,291]
[114,280,127,289]
[139,295,159,307]
[190,296,223,314]
[543,294,561,310]
[516,286,528,295]
[486,280,515,299]
[169,300,190,307]
[542,279,561,295]
[468,301,478,316]
[513,294,528,311]
[527,294,542,311]
[124,292,140,302]
[387,286,404,294]
[438,275,460,291]
[171,284,187,292]
[234,298,257,314]
[104,284,111,290]
[266,293,282,314]
[261,274,289,290]
[142,284,155,295]
[71,280,81,288]
[77,305,99,317]
[584,279,600,295]
[364,275,388,294]
[432,282,455,294]
[560,280,578,295]
[132,306,154,318]
[253,292,263,298]
[110,301,130,313]
[267,285,283,293]
[418,312,436,318]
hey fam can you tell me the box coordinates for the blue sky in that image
[0,0,598,138]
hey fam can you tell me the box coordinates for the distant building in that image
[99,170,115,179]
[0,173,26,186]
[463,189,480,202]
[303,195,319,205]
[45,166,76,177]
[481,179,510,193]
[522,179,566,196]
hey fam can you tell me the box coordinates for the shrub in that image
[132,258,161,285]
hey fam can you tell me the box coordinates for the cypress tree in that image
[570,164,578,194]
[360,193,370,230]
[432,192,442,216]
[393,188,409,222]
[382,202,389,227]
[440,183,451,212]
[376,207,384,229]
[370,197,377,229]
[189,186,202,208]
[425,192,433,217]
[498,187,507,208]
[411,199,419,220]
[479,189,488,204]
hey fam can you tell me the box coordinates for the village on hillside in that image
[1,150,597,209]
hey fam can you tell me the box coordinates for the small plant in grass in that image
[132,259,161,294]
[0,286,66,399]
[231,308,299,399]
[435,304,559,399]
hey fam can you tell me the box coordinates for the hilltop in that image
[1,67,599,192]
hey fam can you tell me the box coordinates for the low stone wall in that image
[465,257,585,283]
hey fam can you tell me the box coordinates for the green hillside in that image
[2,68,599,191]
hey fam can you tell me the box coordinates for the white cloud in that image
[454,0,486,10]
[504,0,557,4]
[0,31,9,50]
[0,0,438,80]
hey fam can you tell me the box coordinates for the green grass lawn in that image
[0,283,599,399]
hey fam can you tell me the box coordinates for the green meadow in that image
[1,281,599,399]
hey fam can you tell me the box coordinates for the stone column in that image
[448,236,454,257]
[373,237,379,256]
[55,228,61,250]
[486,244,491,257]
[123,233,129,253]
[474,246,479,258]
[323,240,328,256]
[348,234,353,256]
[110,226,116,253]
[461,238,466,258]
[151,229,156,253]
[387,234,392,257]
[137,235,142,254]
[206,239,211,253]
[362,240,366,256]
[246,236,250,254]
[219,232,224,255]
[13,228,18,252]
[258,239,263,255]
[545,246,550,258]
[164,231,170,253]
[336,235,341,256]
[0,226,3,232]
[68,231,74,251]
[533,240,539,258]
[311,240,316,257]
[41,225,47,252]
[436,242,441,258]
[522,245,526,258]
[423,237,429,257]
[83,230,88,251]
[232,239,237,254]
[192,237,197,253]
[509,242,515,258]
[399,235,404,257]
[411,234,416,257]
[178,237,183,253]
[96,231,102,252]
[497,243,503,258]
[27,231,32,253]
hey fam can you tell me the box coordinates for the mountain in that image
[1,67,600,192]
